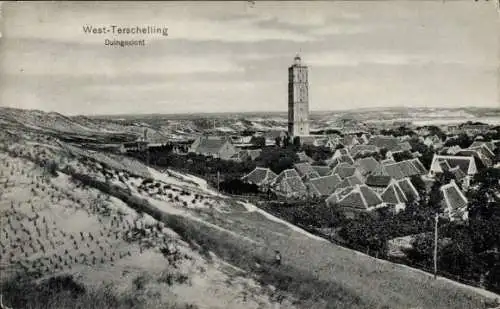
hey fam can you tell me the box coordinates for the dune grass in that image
[0,274,198,309]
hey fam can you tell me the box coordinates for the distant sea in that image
[367,117,500,126]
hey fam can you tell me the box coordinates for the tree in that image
[250,136,265,148]
[392,151,414,162]
[292,136,301,149]
[427,179,444,213]
[444,133,473,149]
[468,168,500,219]
[427,126,447,142]
[409,138,434,169]
[255,147,299,174]
[380,148,388,159]
[302,145,332,162]
[410,175,427,200]
[219,178,260,195]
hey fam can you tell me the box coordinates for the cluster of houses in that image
[239,134,498,221]
[118,121,498,222]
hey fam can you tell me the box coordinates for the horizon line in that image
[1,105,499,118]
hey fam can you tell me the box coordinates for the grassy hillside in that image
[0,131,299,309]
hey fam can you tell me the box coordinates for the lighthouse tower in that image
[288,54,309,137]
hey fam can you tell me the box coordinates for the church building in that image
[288,54,310,137]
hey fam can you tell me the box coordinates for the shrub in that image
[132,274,150,290]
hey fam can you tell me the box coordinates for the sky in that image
[0,1,499,115]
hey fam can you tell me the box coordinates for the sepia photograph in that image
[0,1,499,308]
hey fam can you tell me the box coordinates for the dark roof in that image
[311,165,332,177]
[431,155,475,176]
[397,178,419,201]
[335,185,383,210]
[350,145,380,157]
[294,162,320,178]
[470,141,496,153]
[193,136,232,154]
[346,175,363,186]
[263,130,286,139]
[381,183,407,205]
[336,148,349,156]
[474,145,495,159]
[365,175,393,187]
[332,163,357,179]
[368,136,400,151]
[441,181,468,220]
[329,154,355,166]
[409,159,427,174]
[360,185,384,206]
[242,167,277,186]
[379,160,425,179]
[355,157,380,175]
[342,135,361,146]
[285,176,308,193]
[273,169,301,185]
[309,174,342,196]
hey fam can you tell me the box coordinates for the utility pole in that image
[434,212,439,279]
[217,170,220,193]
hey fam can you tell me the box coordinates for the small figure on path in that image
[274,250,281,267]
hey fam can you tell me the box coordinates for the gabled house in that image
[331,163,363,180]
[308,174,343,198]
[365,175,393,194]
[229,150,251,162]
[455,149,491,168]
[189,136,237,160]
[297,151,315,164]
[274,168,301,182]
[368,136,401,152]
[241,167,278,188]
[360,133,371,144]
[380,178,420,212]
[396,178,420,202]
[470,141,497,153]
[350,145,380,158]
[373,159,426,180]
[300,135,328,147]
[311,165,332,177]
[429,155,477,187]
[440,180,468,221]
[429,155,478,189]
[331,148,349,160]
[423,135,444,149]
[381,180,408,211]
[395,141,412,152]
[326,185,385,219]
[294,162,321,180]
[327,154,355,168]
[121,141,149,153]
[263,130,287,146]
[342,175,364,187]
[354,157,380,177]
[439,145,462,155]
[342,135,362,149]
[272,172,308,199]
[231,135,253,145]
[325,186,354,206]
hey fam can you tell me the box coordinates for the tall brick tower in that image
[288,54,309,137]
